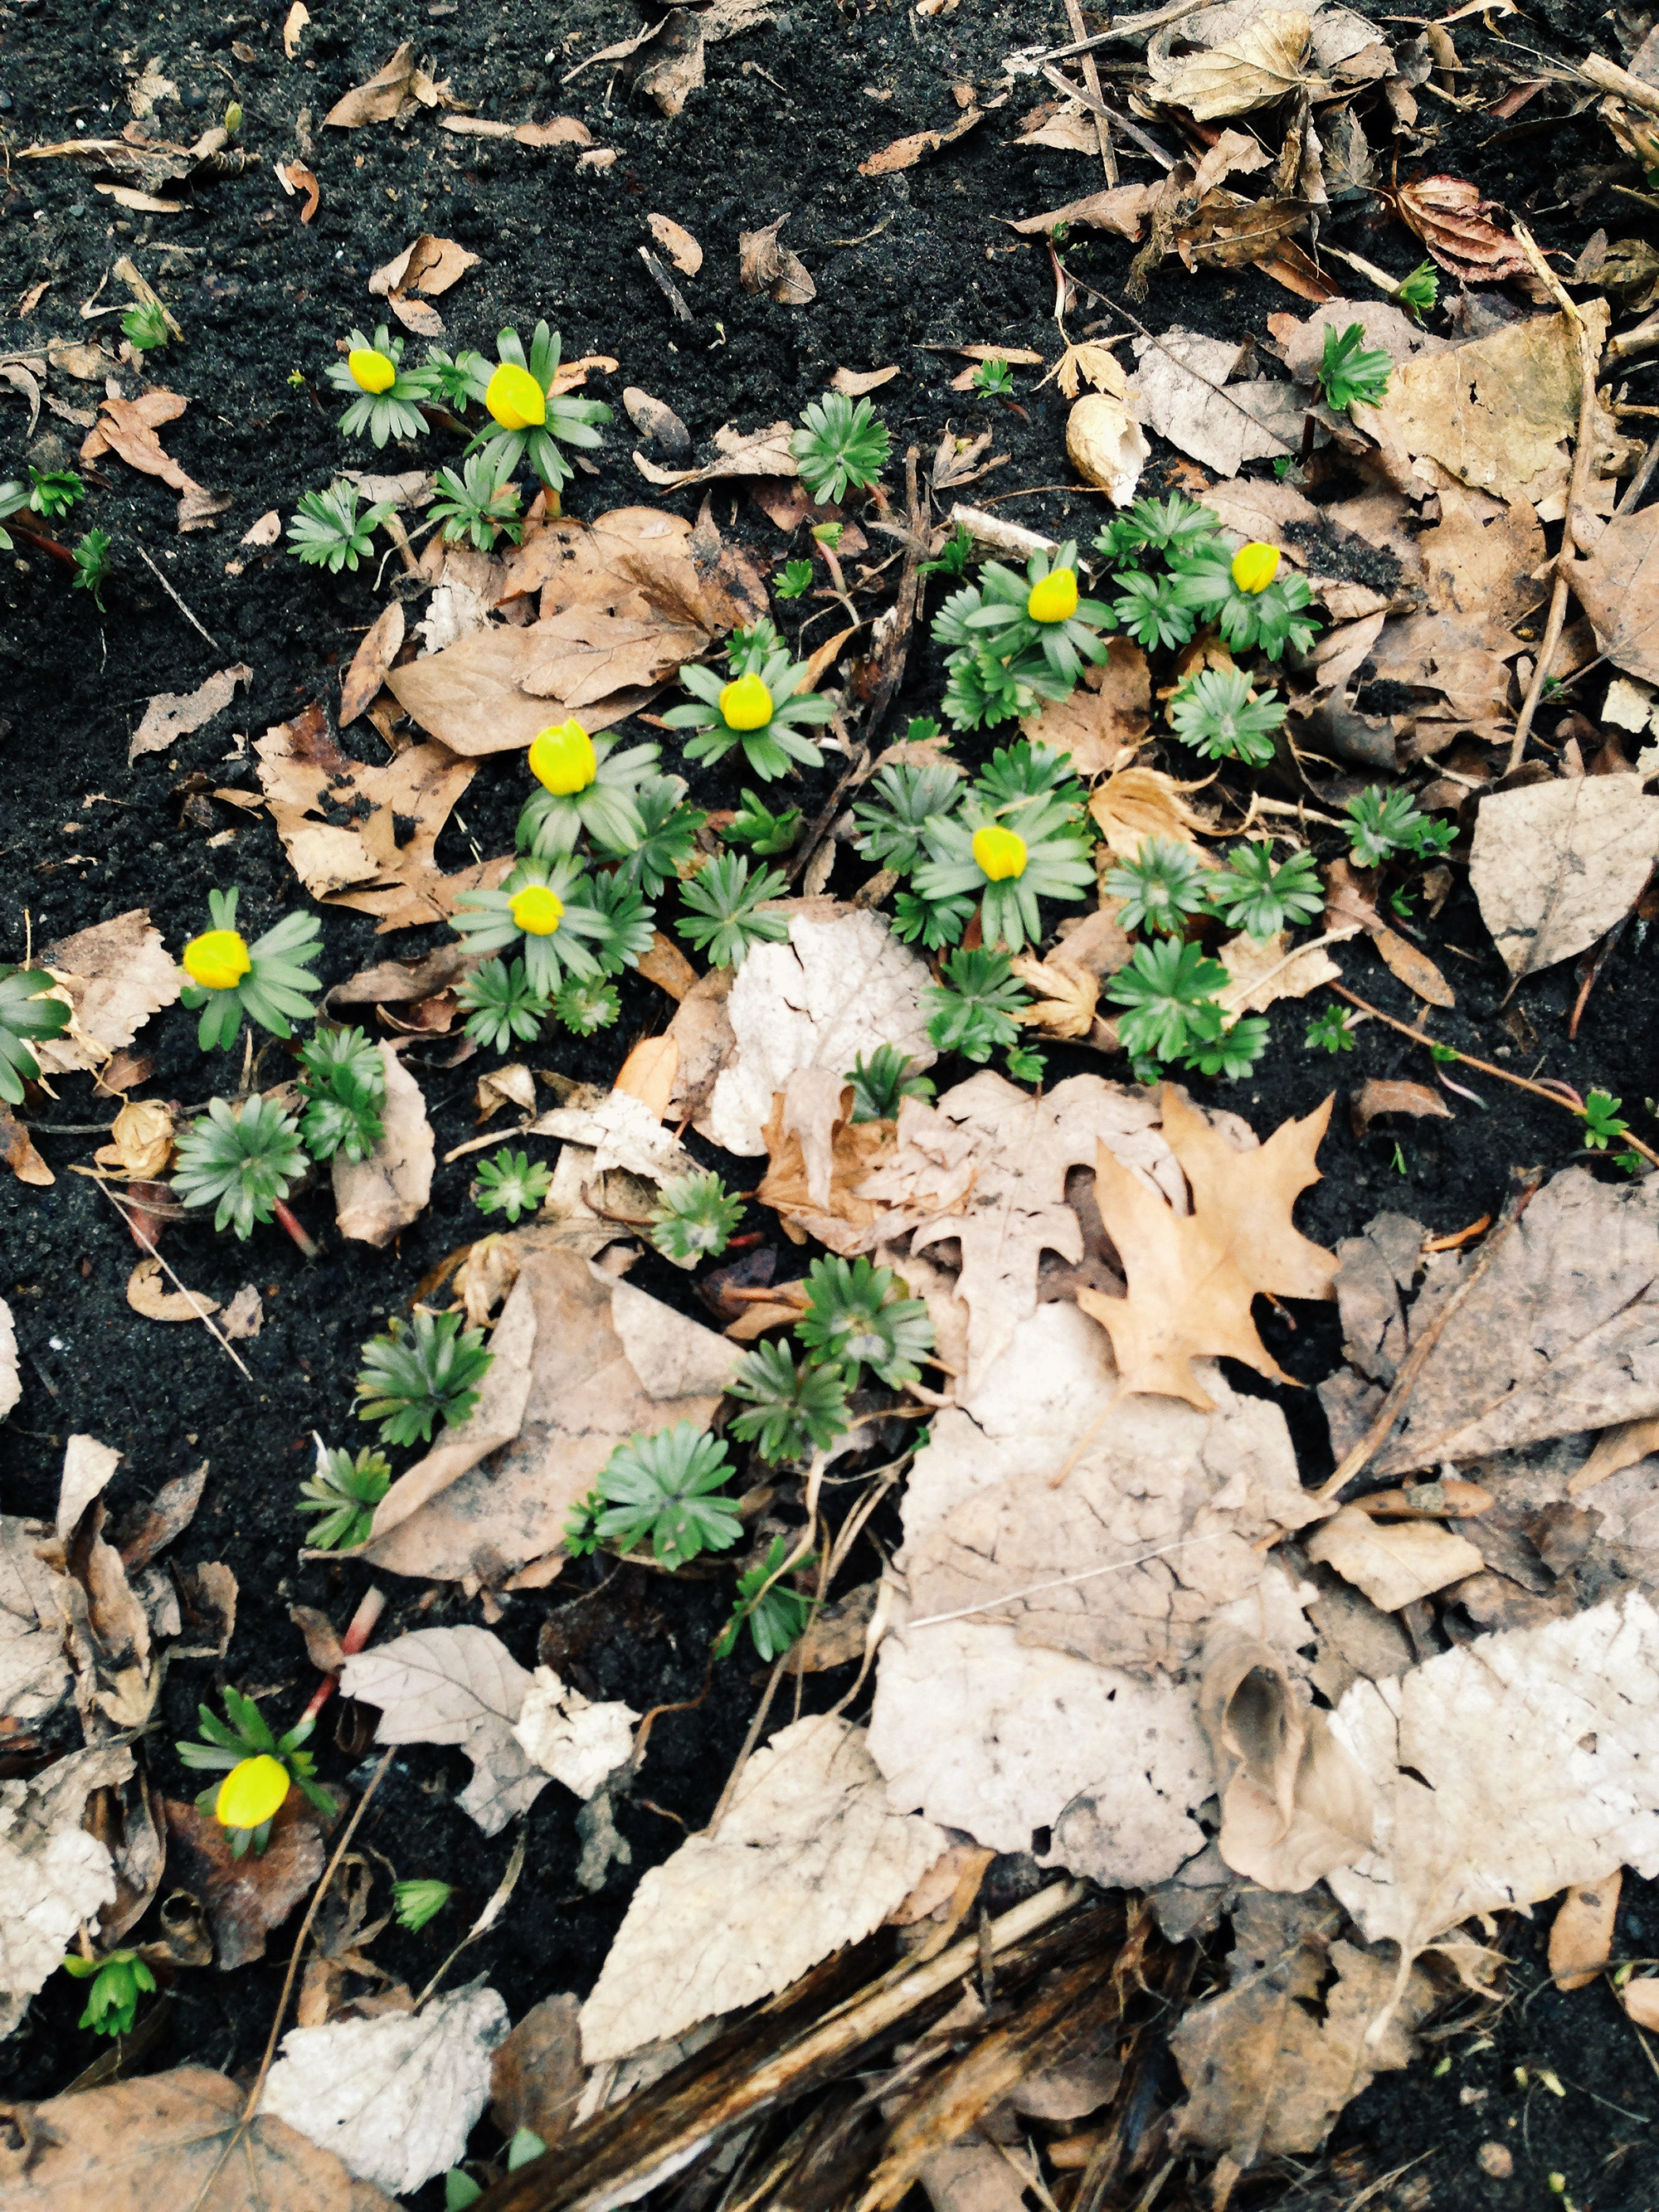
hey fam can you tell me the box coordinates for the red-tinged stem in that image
[272,1198,319,1260]
[7,518,75,567]
[299,1584,386,1728]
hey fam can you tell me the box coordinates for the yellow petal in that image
[528,719,598,795]
[485,362,547,430]
[1026,566,1079,624]
[1230,542,1281,594]
[718,671,775,732]
[182,929,251,993]
[972,825,1029,882]
[348,347,397,396]
[510,884,565,936]
[215,1754,290,1832]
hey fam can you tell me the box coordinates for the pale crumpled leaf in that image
[1150,7,1325,119]
[127,1256,219,1325]
[261,1983,508,2196]
[1571,502,1659,685]
[0,1294,16,1422]
[1169,1893,1434,2172]
[525,1087,697,1183]
[1218,929,1342,1014]
[57,1432,123,1537]
[579,1716,947,2064]
[0,1515,72,1726]
[1,2066,396,2212]
[512,1667,639,1799]
[703,908,936,1157]
[332,1047,434,1247]
[1469,776,1659,980]
[35,908,182,1072]
[0,1743,132,2035]
[1306,1505,1484,1610]
[1329,1592,1659,1961]
[1020,641,1151,775]
[634,418,799,490]
[757,1072,898,1254]
[339,1626,547,1834]
[1131,330,1303,475]
[129,663,251,762]
[1065,391,1150,506]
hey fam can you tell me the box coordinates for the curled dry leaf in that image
[340,1625,548,1835]
[737,215,816,305]
[1087,761,1213,857]
[633,419,800,490]
[1349,1078,1452,1136]
[282,2,309,56]
[859,106,982,175]
[512,1666,639,1798]
[1549,1871,1621,1991]
[646,212,703,275]
[95,1098,176,1179]
[1067,390,1151,506]
[0,1295,17,1422]
[324,41,446,129]
[1007,182,1160,238]
[1148,7,1326,119]
[339,600,406,727]
[1306,1505,1483,1610]
[275,159,320,222]
[1199,1633,1374,1891]
[162,1794,328,1971]
[2,1109,54,1187]
[129,662,253,763]
[1390,173,1531,286]
[578,1716,947,2064]
[1023,640,1151,775]
[1218,929,1341,1014]
[58,1432,122,1539]
[80,389,223,526]
[369,233,479,302]
[332,1047,434,1247]
[126,1255,219,1325]
[0,1743,133,2035]
[1470,776,1659,979]
[830,364,902,396]
[1131,328,1303,475]
[622,386,692,459]
[1623,1975,1659,2030]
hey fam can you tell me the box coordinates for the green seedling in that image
[676,853,790,968]
[727,1341,849,1464]
[649,1170,743,1264]
[797,1252,934,1388]
[421,348,491,409]
[0,967,71,1105]
[122,299,169,351]
[172,1094,314,1252]
[664,626,835,780]
[1318,322,1393,411]
[451,857,653,997]
[1306,1004,1355,1053]
[515,720,662,861]
[430,452,524,549]
[589,1422,742,1568]
[920,522,974,579]
[356,1310,494,1446]
[775,558,815,600]
[715,1535,818,1661]
[912,747,1094,951]
[1180,1004,1268,1080]
[1110,567,1198,652]
[792,390,891,502]
[178,887,323,1049]
[445,2127,547,2210]
[1580,1089,1630,1150]
[72,527,114,610]
[972,358,1016,398]
[925,946,1031,1062]
[474,1148,553,1223]
[1005,1040,1048,1084]
[941,541,1111,697]
[1105,836,1209,937]
[1205,842,1322,939]
[392,1878,455,1932]
[1168,667,1287,766]
[17,466,86,519]
[288,480,395,572]
[552,975,620,1034]
[62,1950,157,2038]
[844,1043,935,1123]
[611,775,707,897]
[296,1025,387,1163]
[892,883,976,950]
[177,1686,333,1857]
[727,787,802,856]
[298,1442,392,1550]
[458,956,550,1052]
[1106,937,1230,1064]
[1345,785,1457,866]
[853,761,963,873]
[468,321,612,494]
[1396,260,1439,318]
[1094,493,1220,566]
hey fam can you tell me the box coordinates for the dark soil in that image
[3,0,1658,2203]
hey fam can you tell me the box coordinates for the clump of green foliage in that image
[844,1043,935,1123]
[676,853,790,967]
[0,967,71,1105]
[715,1536,816,1661]
[664,620,835,780]
[797,1254,933,1388]
[172,1095,308,1240]
[474,1148,553,1223]
[298,1443,392,1549]
[925,948,1031,1062]
[584,1422,742,1568]
[430,453,524,549]
[392,1877,455,1932]
[72,528,114,610]
[1345,785,1457,867]
[296,1026,386,1163]
[287,480,395,572]
[356,1310,494,1446]
[727,1339,849,1462]
[934,544,1111,730]
[458,957,549,1052]
[793,391,891,501]
[1168,668,1287,766]
[1318,323,1394,411]
[649,1171,743,1263]
[62,1949,157,2037]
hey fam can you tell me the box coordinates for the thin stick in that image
[134,542,221,649]
[413,1826,527,2010]
[97,1182,255,1380]
[241,1747,397,2121]
[1617,426,1659,516]
[1062,0,1117,187]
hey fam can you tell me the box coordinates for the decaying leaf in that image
[1148,7,1326,120]
[58,1432,122,1538]
[859,107,982,176]
[579,1716,947,2064]
[1549,1871,1621,1991]
[36,908,182,1072]
[1010,954,1099,1039]
[340,601,406,726]
[1218,929,1341,1014]
[1306,1505,1483,1610]
[1331,1593,1659,1962]
[757,1074,897,1255]
[95,1099,176,1179]
[512,1666,639,1798]
[126,1256,219,1324]
[737,215,816,305]
[80,388,224,528]
[830,364,902,396]
[1,1514,73,1726]
[1469,776,1659,979]
[324,41,449,129]
[1066,390,1151,506]
[162,1795,328,1971]
[1021,640,1151,775]
[1007,182,1160,238]
[1390,173,1531,286]
[1132,329,1302,476]
[632,420,799,491]
[1199,1634,1374,1890]
[1349,1079,1452,1137]
[129,662,252,763]
[261,1984,508,2197]
[0,1298,17,1423]
[646,212,703,275]
[0,1743,132,2035]
[490,1993,584,2147]
[340,1626,549,1835]
[1569,502,1659,686]
[1087,762,1213,856]
[333,1047,435,1247]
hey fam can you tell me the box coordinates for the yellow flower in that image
[215,1754,289,1832]
[971,825,1029,882]
[528,719,598,795]
[1230,542,1281,595]
[485,362,547,430]
[1026,566,1079,625]
[510,884,565,936]
[348,347,397,396]
[182,929,251,993]
[718,671,775,732]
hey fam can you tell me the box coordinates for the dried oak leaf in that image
[1131,329,1303,476]
[339,601,406,727]
[0,2065,396,2211]
[1389,173,1531,286]
[578,1715,947,2064]
[758,1072,897,1255]
[332,1046,434,1247]
[79,388,225,528]
[1218,929,1341,1015]
[1087,761,1214,856]
[36,908,182,1072]
[1078,1086,1337,1408]
[632,419,799,490]
[1569,501,1659,686]
[324,41,449,129]
[1469,775,1659,979]
[340,1626,547,1835]
[1021,640,1151,775]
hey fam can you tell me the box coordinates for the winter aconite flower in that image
[1229,542,1281,595]
[178,1688,333,1858]
[719,671,774,729]
[1026,565,1079,624]
[216,1754,291,1833]
[467,322,612,494]
[517,721,662,858]
[451,857,652,996]
[970,824,1027,881]
[327,324,431,446]
[485,361,547,430]
[911,742,1095,951]
[181,929,250,993]
[178,888,322,1051]
[664,621,834,780]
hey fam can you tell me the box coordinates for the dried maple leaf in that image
[1078,1087,1336,1409]
[859,108,982,176]
[1388,173,1532,285]
[1087,762,1214,858]
[1021,639,1151,775]
[1010,952,1098,1038]
[1149,8,1326,119]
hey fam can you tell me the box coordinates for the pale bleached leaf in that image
[339,1626,547,1835]
[1469,776,1659,980]
[513,1667,639,1799]
[0,1743,132,2035]
[333,1047,434,1246]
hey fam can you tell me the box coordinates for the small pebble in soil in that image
[1477,2143,1513,2179]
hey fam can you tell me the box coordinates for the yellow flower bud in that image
[216,1754,290,1832]
[1026,566,1079,624]
[1230,542,1281,595]
[971,825,1029,882]
[510,884,565,936]
[348,348,397,396]
[528,719,598,795]
[182,929,251,993]
[718,671,775,732]
[485,362,547,430]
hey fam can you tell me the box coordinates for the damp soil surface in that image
[2,0,1658,2204]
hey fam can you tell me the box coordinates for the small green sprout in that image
[516,720,662,861]
[474,1148,554,1223]
[1396,260,1440,318]
[727,1340,849,1463]
[1345,785,1457,866]
[1111,567,1199,653]
[676,853,790,968]
[1094,493,1220,565]
[812,521,844,548]
[775,558,815,600]
[392,1877,455,1932]
[715,1535,817,1661]
[178,887,323,1049]
[62,1950,157,2038]
[468,321,612,495]
[844,1043,935,1123]
[664,626,835,780]
[727,787,802,856]
[1105,837,1209,936]
[72,527,114,610]
[458,956,550,1052]
[1180,1005,1268,1080]
[1106,938,1229,1064]
[649,1171,743,1264]
[1168,668,1287,766]
[612,775,707,897]
[177,1687,333,1856]
[1306,1004,1355,1054]
[452,857,653,996]
[0,967,71,1106]
[797,1253,934,1388]
[288,480,395,573]
[445,2127,547,2210]
[173,1095,309,1241]
[564,1487,606,1558]
[20,466,86,519]
[223,100,243,135]
[1318,322,1393,412]
[421,348,491,410]
[429,452,524,550]
[122,299,169,352]
[356,1310,494,1446]
[1391,1141,1408,1174]
[920,522,974,579]
[1204,843,1322,939]
[590,1422,742,1568]
[552,975,620,1034]
[1005,1040,1048,1084]
[296,1025,387,1163]
[926,946,1031,1062]
[973,358,1016,398]
[792,390,891,503]
[1581,1090,1631,1150]
[298,1441,392,1550]
[327,325,431,445]
[852,761,963,873]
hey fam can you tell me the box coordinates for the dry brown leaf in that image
[369,234,479,302]
[1199,1632,1374,1889]
[339,602,406,727]
[162,1795,328,1970]
[275,160,320,222]
[1623,1975,1659,2030]
[646,212,703,275]
[612,1037,678,1121]
[1131,328,1303,475]
[1066,391,1150,505]
[1390,173,1531,286]
[1550,1871,1622,1990]
[0,2064,394,2210]
[1150,8,1324,119]
[737,216,815,305]
[1571,1415,1659,1496]
[490,1994,583,2147]
[340,1626,547,1834]
[1007,182,1159,238]
[37,910,182,1070]
[830,363,902,396]
[282,2,309,56]
[1,1743,134,2035]
[129,662,252,763]
[1416,476,1545,627]
[1,1109,54,1187]
[637,931,700,1001]
[1078,1087,1336,1409]
[324,41,443,129]
[1306,1505,1484,1609]
[1470,777,1659,979]
[125,1257,217,1325]
[1218,928,1341,1014]
[757,1073,896,1254]
[1570,502,1659,685]
[1021,643,1150,776]
[80,389,221,523]
[333,1048,433,1246]
[634,421,800,491]
[1087,762,1213,858]
[1010,954,1099,1039]
[859,107,981,175]
[1350,1078,1452,1137]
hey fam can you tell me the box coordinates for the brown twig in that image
[96,1181,255,1380]
[133,542,221,650]
[1063,0,1117,186]
[7,516,75,566]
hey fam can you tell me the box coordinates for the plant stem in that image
[8,518,75,566]
[272,1197,319,1259]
